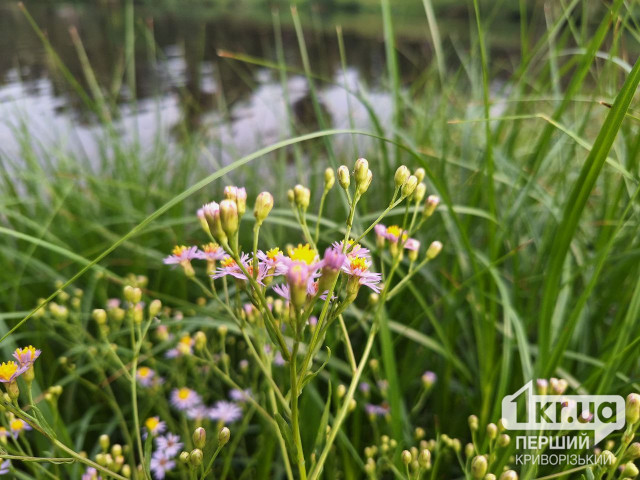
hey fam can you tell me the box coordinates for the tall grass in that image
[1,0,640,478]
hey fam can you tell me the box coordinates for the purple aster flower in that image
[365,403,390,417]
[12,346,41,367]
[163,246,198,265]
[404,238,420,251]
[212,253,268,284]
[150,451,176,480]
[209,401,243,424]
[170,388,202,411]
[82,467,101,480]
[229,388,252,402]
[195,243,226,261]
[155,433,183,458]
[341,257,382,293]
[332,240,370,259]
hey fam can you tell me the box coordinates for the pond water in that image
[0,1,525,161]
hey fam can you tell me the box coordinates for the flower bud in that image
[499,471,518,480]
[111,444,122,457]
[194,331,207,351]
[287,262,310,309]
[465,443,475,458]
[422,371,436,389]
[219,200,239,239]
[189,449,203,467]
[414,167,426,183]
[287,189,295,203]
[218,427,230,446]
[426,241,443,260]
[179,451,190,464]
[484,475,497,480]
[498,434,510,447]
[218,325,228,337]
[418,449,431,468]
[254,192,274,225]
[354,158,369,185]
[224,185,238,201]
[293,185,310,211]
[414,183,427,203]
[121,465,131,478]
[471,455,488,479]
[133,304,143,324]
[627,442,640,459]
[486,423,498,440]
[357,169,373,196]
[627,393,640,425]
[124,286,142,304]
[99,434,110,452]
[203,202,227,244]
[338,165,350,189]
[468,415,479,432]
[536,378,548,395]
[395,165,410,188]
[236,188,247,216]
[337,384,346,398]
[401,175,418,198]
[324,168,335,190]
[401,450,412,465]
[424,195,440,218]
[193,427,206,449]
[622,463,639,478]
[92,309,107,325]
[148,299,162,318]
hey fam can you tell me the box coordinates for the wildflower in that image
[144,417,166,437]
[186,404,209,421]
[426,241,443,260]
[424,195,440,217]
[286,262,312,308]
[365,404,389,418]
[82,467,101,480]
[229,388,252,402]
[317,247,346,292]
[342,257,382,296]
[422,371,436,389]
[163,245,197,277]
[0,461,9,476]
[274,351,285,366]
[0,361,26,383]
[196,243,225,274]
[254,192,274,225]
[150,451,176,480]
[213,253,268,284]
[13,345,40,383]
[171,388,202,411]
[338,165,350,189]
[9,418,31,438]
[209,401,242,424]
[285,243,319,266]
[155,433,183,458]
[136,367,157,388]
[332,240,370,259]
[374,224,386,248]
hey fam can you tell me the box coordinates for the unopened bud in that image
[622,463,639,478]
[395,165,410,188]
[121,465,131,478]
[424,195,440,217]
[401,175,418,198]
[293,185,310,210]
[324,168,335,190]
[354,158,369,185]
[499,471,518,480]
[426,241,443,260]
[189,449,203,466]
[219,200,239,238]
[254,192,274,224]
[401,450,412,465]
[202,202,227,244]
[486,423,498,440]
[627,442,640,459]
[218,427,230,446]
[92,309,107,325]
[338,165,350,189]
[193,427,206,449]
[414,167,426,183]
[414,183,426,203]
[498,434,510,447]
[471,456,488,479]
[627,393,640,425]
[236,188,247,216]
[337,384,346,398]
[418,449,431,468]
[194,331,207,351]
[484,475,497,480]
[179,451,190,464]
[124,286,142,304]
[99,434,110,452]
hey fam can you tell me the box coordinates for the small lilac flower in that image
[213,253,268,284]
[150,451,176,480]
[195,243,226,261]
[332,240,370,259]
[0,460,9,476]
[404,238,420,251]
[82,467,101,480]
[163,246,198,265]
[365,404,390,417]
[274,351,285,366]
[229,388,252,402]
[342,257,382,293]
[9,418,31,438]
[13,346,41,367]
[209,401,243,424]
[136,367,157,388]
[422,371,437,389]
[359,382,371,394]
[144,417,166,438]
[170,388,202,411]
[155,433,183,458]
[186,404,209,421]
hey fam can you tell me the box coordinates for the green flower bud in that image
[498,434,510,447]
[121,465,131,478]
[254,192,274,225]
[627,394,640,425]
[418,449,431,468]
[401,450,412,465]
[324,168,335,190]
[499,471,518,480]
[622,463,639,478]
[401,175,418,198]
[111,444,122,457]
[465,443,475,458]
[148,299,162,318]
[338,165,350,189]
[220,199,239,239]
[194,331,207,351]
[627,442,640,459]
[426,241,443,260]
[99,434,110,452]
[423,195,440,218]
[93,309,107,325]
[193,427,206,449]
[394,165,410,188]
[203,202,227,245]
[357,169,373,196]
[471,455,488,479]
[218,427,231,446]
[189,449,203,467]
[354,158,369,185]
[124,286,142,304]
[414,183,427,203]
[179,451,190,464]
[414,167,426,183]
[484,475,497,480]
[293,184,310,210]
[486,423,498,440]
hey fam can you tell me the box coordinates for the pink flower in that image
[163,246,198,265]
[212,254,268,284]
[195,243,226,261]
[404,238,420,251]
[342,257,382,293]
[332,240,370,259]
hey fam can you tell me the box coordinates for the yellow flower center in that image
[288,244,316,265]
[179,335,192,346]
[266,247,281,261]
[177,388,191,400]
[386,225,403,238]
[10,419,24,432]
[350,257,368,271]
[0,362,18,382]
[172,245,188,256]
[137,367,151,378]
[16,345,37,357]
[203,242,220,253]
[221,257,236,268]
[145,417,160,431]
